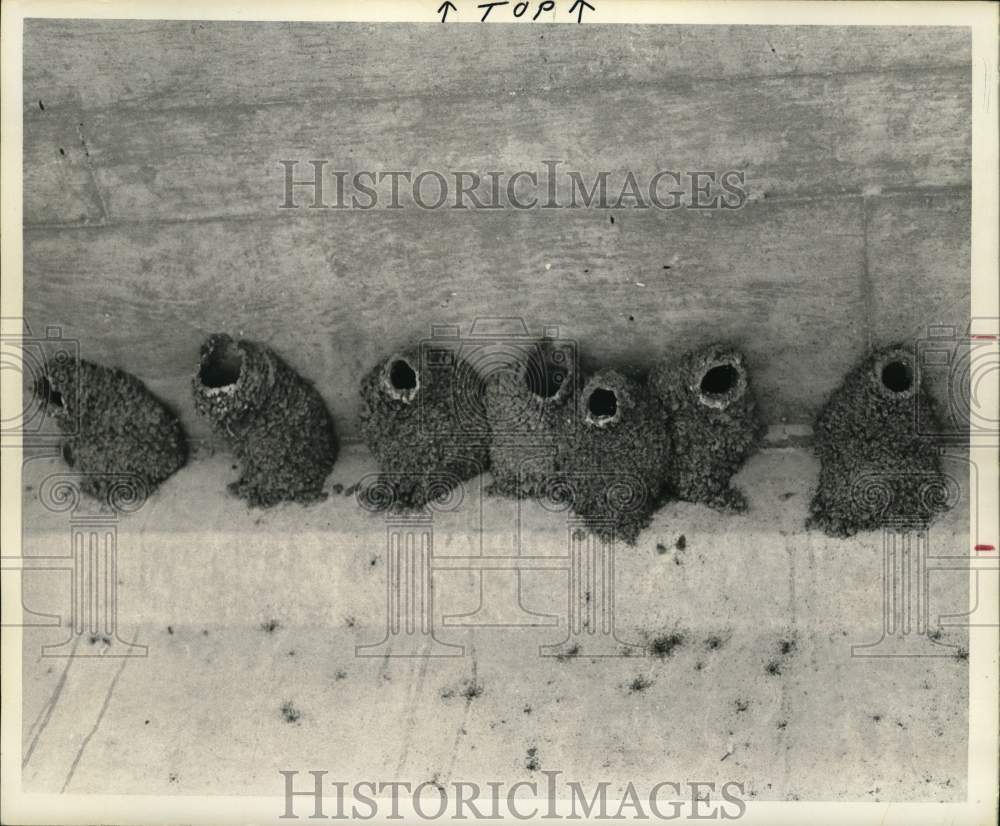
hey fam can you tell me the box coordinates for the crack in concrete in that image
[393,648,431,777]
[23,635,82,770]
[442,642,477,784]
[74,120,110,223]
[59,632,138,793]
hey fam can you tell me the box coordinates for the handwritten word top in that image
[437,1,596,24]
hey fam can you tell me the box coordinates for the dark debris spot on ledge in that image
[627,675,653,694]
[462,681,484,700]
[649,633,685,659]
[556,644,580,662]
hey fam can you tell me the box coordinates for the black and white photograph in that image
[1,2,997,824]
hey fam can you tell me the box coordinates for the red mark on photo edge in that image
[969,335,997,341]
[974,544,995,553]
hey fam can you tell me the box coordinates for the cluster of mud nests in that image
[39,335,947,542]
[360,340,765,543]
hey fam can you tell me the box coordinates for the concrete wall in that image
[17,24,978,801]
[22,22,972,442]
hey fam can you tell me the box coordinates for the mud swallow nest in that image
[651,344,766,511]
[359,349,490,510]
[39,356,187,501]
[547,368,671,545]
[807,344,947,537]
[192,334,337,507]
[484,339,579,498]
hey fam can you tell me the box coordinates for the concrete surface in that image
[15,18,979,809]
[19,445,971,801]
[21,22,972,443]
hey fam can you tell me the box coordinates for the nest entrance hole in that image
[588,387,619,420]
[700,363,740,396]
[389,359,418,392]
[200,340,244,388]
[881,360,913,394]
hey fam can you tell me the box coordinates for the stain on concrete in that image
[649,632,685,658]
[441,678,484,701]
[555,643,581,662]
[766,637,797,675]
[627,675,653,694]
[704,634,726,651]
[461,681,484,700]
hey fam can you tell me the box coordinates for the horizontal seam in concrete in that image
[20,183,972,234]
[20,61,972,123]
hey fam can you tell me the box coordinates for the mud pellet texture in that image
[359,348,490,511]
[807,344,947,537]
[650,343,766,512]
[485,339,578,499]
[192,334,337,507]
[553,368,671,545]
[41,356,187,501]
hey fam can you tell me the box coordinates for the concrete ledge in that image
[17,447,971,800]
